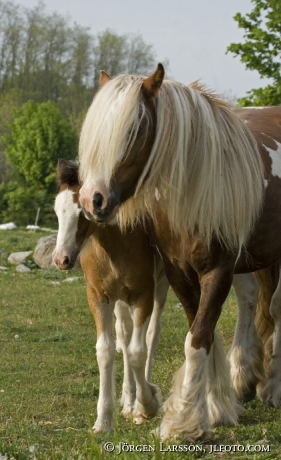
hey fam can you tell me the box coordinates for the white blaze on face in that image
[54,189,81,250]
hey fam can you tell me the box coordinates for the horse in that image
[52,158,169,432]
[53,160,280,429]
[53,159,272,420]
[78,63,281,441]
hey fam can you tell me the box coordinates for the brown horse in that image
[52,159,169,432]
[78,63,281,441]
[54,161,278,433]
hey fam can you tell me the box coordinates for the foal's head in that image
[53,159,90,270]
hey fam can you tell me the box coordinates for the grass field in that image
[0,228,281,459]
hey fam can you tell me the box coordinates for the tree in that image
[1,100,77,225]
[93,29,156,87]
[0,89,22,183]
[227,0,281,106]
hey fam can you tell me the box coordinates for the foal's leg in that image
[114,300,136,417]
[87,286,115,432]
[127,293,161,423]
[160,265,238,442]
[261,264,281,407]
[145,262,169,382]
[228,273,265,402]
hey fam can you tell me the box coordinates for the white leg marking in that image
[228,273,265,402]
[93,302,116,433]
[114,301,136,417]
[146,264,169,382]
[262,264,281,407]
[159,332,210,442]
[207,332,241,426]
[127,316,161,423]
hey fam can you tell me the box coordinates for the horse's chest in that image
[84,231,154,304]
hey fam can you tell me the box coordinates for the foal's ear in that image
[99,70,111,88]
[142,63,165,99]
[56,158,79,186]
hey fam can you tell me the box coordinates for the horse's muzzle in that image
[82,196,119,223]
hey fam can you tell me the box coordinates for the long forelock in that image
[132,79,264,250]
[79,74,147,186]
[79,74,264,250]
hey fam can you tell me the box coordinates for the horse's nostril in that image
[63,256,70,267]
[93,192,104,211]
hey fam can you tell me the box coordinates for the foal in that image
[53,159,169,432]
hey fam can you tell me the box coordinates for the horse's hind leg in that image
[87,286,115,432]
[127,292,161,423]
[114,300,136,417]
[145,260,169,382]
[261,263,281,407]
[228,273,265,403]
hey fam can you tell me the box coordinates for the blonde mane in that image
[79,75,265,250]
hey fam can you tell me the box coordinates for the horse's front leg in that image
[114,300,136,417]
[160,265,238,442]
[87,285,115,433]
[127,292,161,424]
[228,273,265,403]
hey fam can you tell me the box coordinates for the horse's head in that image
[53,159,91,270]
[79,64,165,223]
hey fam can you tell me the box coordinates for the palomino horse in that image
[78,63,281,441]
[52,159,169,432]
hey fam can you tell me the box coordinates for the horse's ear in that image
[142,63,165,99]
[56,159,79,186]
[57,158,67,168]
[99,70,111,88]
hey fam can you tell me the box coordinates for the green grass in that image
[0,229,281,459]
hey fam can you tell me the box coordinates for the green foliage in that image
[227,0,281,106]
[0,1,158,116]
[0,100,77,226]
[4,100,77,189]
[0,1,161,225]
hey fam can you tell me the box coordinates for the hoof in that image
[93,420,113,433]
[241,385,256,404]
[134,414,147,425]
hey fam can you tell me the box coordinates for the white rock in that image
[33,235,57,269]
[63,277,81,283]
[26,225,40,230]
[0,266,7,271]
[16,264,31,273]
[8,251,33,265]
[0,222,17,230]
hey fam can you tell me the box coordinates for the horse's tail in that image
[255,263,279,369]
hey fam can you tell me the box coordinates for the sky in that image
[18,0,270,99]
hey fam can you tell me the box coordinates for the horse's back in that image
[234,107,281,272]
[235,106,281,145]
